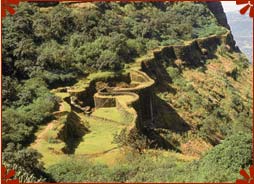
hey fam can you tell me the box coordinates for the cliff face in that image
[206,2,240,52]
[206,2,231,30]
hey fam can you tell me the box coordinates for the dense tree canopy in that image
[3,2,226,82]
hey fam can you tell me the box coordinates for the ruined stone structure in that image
[36,2,239,158]
[94,70,155,130]
[52,30,236,134]
[45,29,238,157]
[92,31,236,132]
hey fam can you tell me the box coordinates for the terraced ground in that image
[30,91,131,167]
[74,113,124,157]
[30,70,145,167]
[31,117,68,168]
[30,30,249,168]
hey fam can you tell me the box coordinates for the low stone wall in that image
[114,70,155,92]
[94,88,139,130]
[115,94,139,129]
[68,73,130,109]
[53,111,69,118]
[94,93,116,108]
[93,69,155,131]
[68,81,97,108]
[79,31,235,133]
[152,30,236,67]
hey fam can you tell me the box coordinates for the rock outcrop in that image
[206,2,231,30]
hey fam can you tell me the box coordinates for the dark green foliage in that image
[74,33,134,71]
[181,132,252,182]
[2,144,49,182]
[2,109,34,148]
[2,94,57,148]
[47,159,111,182]
[48,132,252,182]
[3,2,224,80]
[47,153,184,182]
[2,76,19,108]
[2,2,249,183]
[2,77,57,149]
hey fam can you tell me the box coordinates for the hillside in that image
[2,2,252,183]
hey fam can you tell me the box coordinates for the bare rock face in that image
[206,2,231,30]
[206,2,240,51]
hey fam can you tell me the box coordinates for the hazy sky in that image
[221,1,245,12]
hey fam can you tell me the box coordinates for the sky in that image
[221,1,244,12]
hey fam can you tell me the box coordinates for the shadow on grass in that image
[142,127,181,153]
[154,96,191,133]
[58,112,90,154]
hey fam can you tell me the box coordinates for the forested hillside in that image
[2,2,252,182]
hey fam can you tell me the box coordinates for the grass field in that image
[31,111,127,167]
[92,107,130,123]
[31,139,67,168]
[30,118,67,168]
[69,72,116,92]
[75,114,125,155]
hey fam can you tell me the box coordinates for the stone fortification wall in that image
[152,31,237,68]
[92,32,234,131]
[93,70,155,131]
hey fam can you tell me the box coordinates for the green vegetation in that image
[2,1,251,183]
[3,2,225,84]
[74,114,124,155]
[30,116,67,168]
[2,78,58,148]
[92,107,130,123]
[157,52,252,146]
[47,132,252,182]
[180,132,252,182]
[2,144,51,182]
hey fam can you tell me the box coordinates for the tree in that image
[2,76,19,107]
[2,109,34,148]
[98,50,121,70]
[183,132,252,182]
[2,144,49,182]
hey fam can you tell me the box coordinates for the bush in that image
[181,132,252,182]
[2,109,34,148]
[113,128,152,153]
[47,159,111,182]
[98,50,122,70]
[2,145,48,182]
[166,66,181,81]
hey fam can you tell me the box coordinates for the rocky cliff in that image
[206,2,231,30]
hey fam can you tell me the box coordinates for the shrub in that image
[166,66,180,81]
[47,159,111,182]
[182,132,252,182]
[113,128,152,153]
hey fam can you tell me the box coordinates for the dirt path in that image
[76,147,119,159]
[32,120,56,146]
